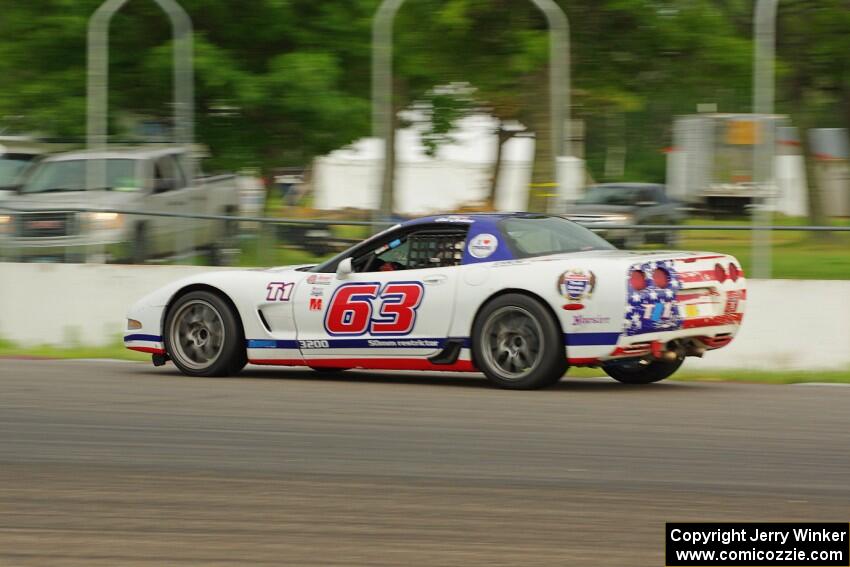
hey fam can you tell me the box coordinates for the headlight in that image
[0,214,11,235]
[85,211,124,230]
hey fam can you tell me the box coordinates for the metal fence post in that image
[752,0,779,279]
[372,0,571,221]
[87,0,195,262]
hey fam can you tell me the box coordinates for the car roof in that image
[400,212,549,229]
[42,146,192,162]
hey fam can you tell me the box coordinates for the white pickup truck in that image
[0,137,50,201]
[0,147,240,263]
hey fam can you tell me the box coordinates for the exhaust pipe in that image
[660,350,680,363]
[651,340,686,362]
[684,339,706,358]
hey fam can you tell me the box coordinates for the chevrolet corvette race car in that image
[125,213,746,390]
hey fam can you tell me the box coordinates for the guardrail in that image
[1,205,848,268]
[4,204,850,230]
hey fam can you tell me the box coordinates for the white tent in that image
[313,114,535,215]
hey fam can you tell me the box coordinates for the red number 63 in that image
[323,282,424,336]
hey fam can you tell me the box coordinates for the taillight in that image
[714,263,727,283]
[630,270,647,291]
[729,263,740,282]
[652,268,670,288]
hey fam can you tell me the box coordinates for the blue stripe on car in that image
[564,332,621,346]
[124,334,162,342]
[247,337,471,349]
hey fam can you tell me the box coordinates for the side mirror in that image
[336,257,353,279]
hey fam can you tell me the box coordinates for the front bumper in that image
[124,301,167,355]
[1,231,126,261]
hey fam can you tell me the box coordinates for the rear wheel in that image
[603,357,683,384]
[473,294,567,390]
[164,291,247,377]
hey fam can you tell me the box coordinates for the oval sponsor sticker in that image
[468,233,499,259]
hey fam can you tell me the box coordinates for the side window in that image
[153,156,183,193]
[170,155,187,189]
[353,228,468,273]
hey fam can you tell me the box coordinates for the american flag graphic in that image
[625,260,683,336]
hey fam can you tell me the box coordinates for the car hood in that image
[3,190,138,211]
[564,204,637,217]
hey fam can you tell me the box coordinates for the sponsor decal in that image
[324,281,425,336]
[558,269,596,302]
[724,289,745,314]
[572,315,611,326]
[266,281,294,302]
[309,297,324,311]
[367,339,440,348]
[435,216,474,224]
[310,287,324,297]
[625,260,683,335]
[306,274,334,285]
[468,233,499,259]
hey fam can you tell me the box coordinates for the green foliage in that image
[0,0,848,182]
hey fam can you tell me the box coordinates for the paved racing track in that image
[1,359,848,566]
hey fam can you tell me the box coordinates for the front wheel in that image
[473,294,567,390]
[603,357,683,384]
[164,291,247,377]
[131,225,149,264]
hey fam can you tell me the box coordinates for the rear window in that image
[500,216,615,257]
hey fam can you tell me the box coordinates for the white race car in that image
[125,213,746,389]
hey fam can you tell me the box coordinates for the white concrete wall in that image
[0,263,229,347]
[691,279,850,371]
[1,263,848,371]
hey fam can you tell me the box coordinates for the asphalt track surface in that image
[0,359,848,566]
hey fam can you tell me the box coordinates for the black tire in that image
[206,215,238,266]
[662,227,680,248]
[472,293,567,390]
[132,224,149,264]
[603,357,683,384]
[164,290,247,377]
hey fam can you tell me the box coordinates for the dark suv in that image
[563,183,684,248]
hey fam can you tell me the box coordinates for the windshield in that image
[309,223,402,273]
[500,216,616,257]
[576,185,657,206]
[20,159,141,194]
[0,155,36,186]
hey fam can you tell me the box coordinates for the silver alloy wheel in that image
[169,299,226,370]
[480,305,544,381]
